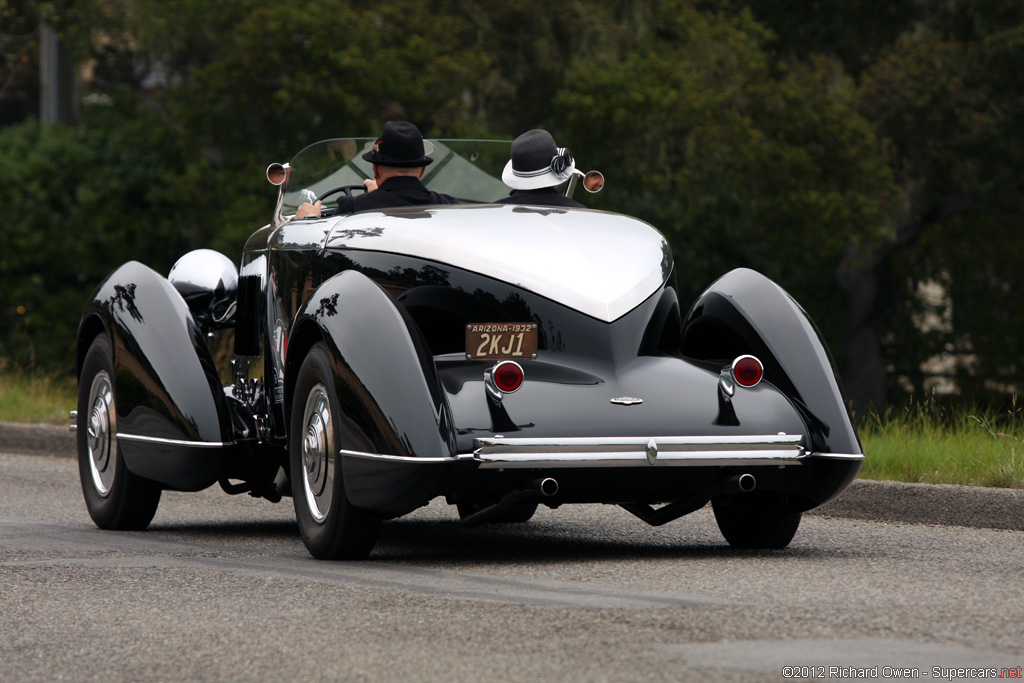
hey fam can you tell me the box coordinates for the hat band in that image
[513,167,557,179]
[512,148,573,180]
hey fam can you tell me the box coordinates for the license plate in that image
[465,323,538,360]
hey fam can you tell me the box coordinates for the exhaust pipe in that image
[461,477,558,528]
[720,473,757,494]
[536,477,559,497]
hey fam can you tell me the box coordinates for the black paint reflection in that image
[104,282,143,323]
[315,292,339,318]
[379,210,434,220]
[511,206,568,217]
[331,226,385,241]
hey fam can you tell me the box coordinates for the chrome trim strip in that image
[334,443,863,467]
[809,452,866,461]
[117,433,230,449]
[339,448,456,464]
[471,434,807,469]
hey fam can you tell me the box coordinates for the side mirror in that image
[266,162,290,186]
[583,171,604,193]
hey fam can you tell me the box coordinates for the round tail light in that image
[492,361,524,393]
[732,355,763,388]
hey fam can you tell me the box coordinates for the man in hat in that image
[295,121,456,218]
[494,129,585,208]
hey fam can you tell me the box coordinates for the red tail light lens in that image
[492,361,524,393]
[732,355,763,388]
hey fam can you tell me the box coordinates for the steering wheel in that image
[316,184,368,202]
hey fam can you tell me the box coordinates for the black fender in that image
[77,261,231,491]
[681,268,861,458]
[286,270,458,516]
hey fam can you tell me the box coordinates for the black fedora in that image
[362,121,434,167]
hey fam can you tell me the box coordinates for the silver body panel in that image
[322,205,672,322]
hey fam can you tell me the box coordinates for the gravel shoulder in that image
[4,421,1022,532]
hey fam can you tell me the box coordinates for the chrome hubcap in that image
[86,371,116,497]
[300,384,334,523]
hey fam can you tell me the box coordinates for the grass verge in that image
[858,396,1024,489]
[0,369,77,426]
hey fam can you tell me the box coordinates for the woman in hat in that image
[494,129,585,208]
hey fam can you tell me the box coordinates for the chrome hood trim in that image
[324,205,672,322]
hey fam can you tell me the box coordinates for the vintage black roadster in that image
[73,138,863,559]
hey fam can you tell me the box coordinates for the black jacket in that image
[494,188,585,208]
[337,176,457,213]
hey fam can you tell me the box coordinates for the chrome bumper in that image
[469,434,862,469]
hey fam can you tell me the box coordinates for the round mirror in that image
[583,170,605,193]
[267,163,289,186]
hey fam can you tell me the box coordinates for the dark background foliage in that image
[1,0,1022,412]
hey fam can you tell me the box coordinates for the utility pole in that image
[39,24,77,124]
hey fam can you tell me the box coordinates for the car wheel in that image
[77,334,161,530]
[711,493,801,549]
[290,342,381,560]
[456,501,538,524]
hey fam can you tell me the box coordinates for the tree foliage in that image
[0,0,41,124]
[0,103,194,368]
[556,3,896,353]
[850,3,1024,400]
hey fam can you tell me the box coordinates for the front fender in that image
[77,261,231,491]
[289,270,457,513]
[681,268,861,458]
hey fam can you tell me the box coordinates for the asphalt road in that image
[1,425,1023,682]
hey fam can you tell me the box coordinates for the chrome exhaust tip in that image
[737,473,756,493]
[538,477,559,497]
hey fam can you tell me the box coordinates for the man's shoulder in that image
[337,178,457,213]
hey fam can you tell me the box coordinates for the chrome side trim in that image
[472,434,807,469]
[340,448,456,464]
[809,452,866,461]
[117,433,230,449]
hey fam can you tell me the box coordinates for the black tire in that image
[456,501,538,524]
[77,334,161,530]
[712,494,801,549]
[290,342,381,560]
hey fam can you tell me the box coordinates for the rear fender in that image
[681,268,860,457]
[287,270,457,512]
[77,261,231,490]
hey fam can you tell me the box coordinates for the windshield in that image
[280,138,512,216]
